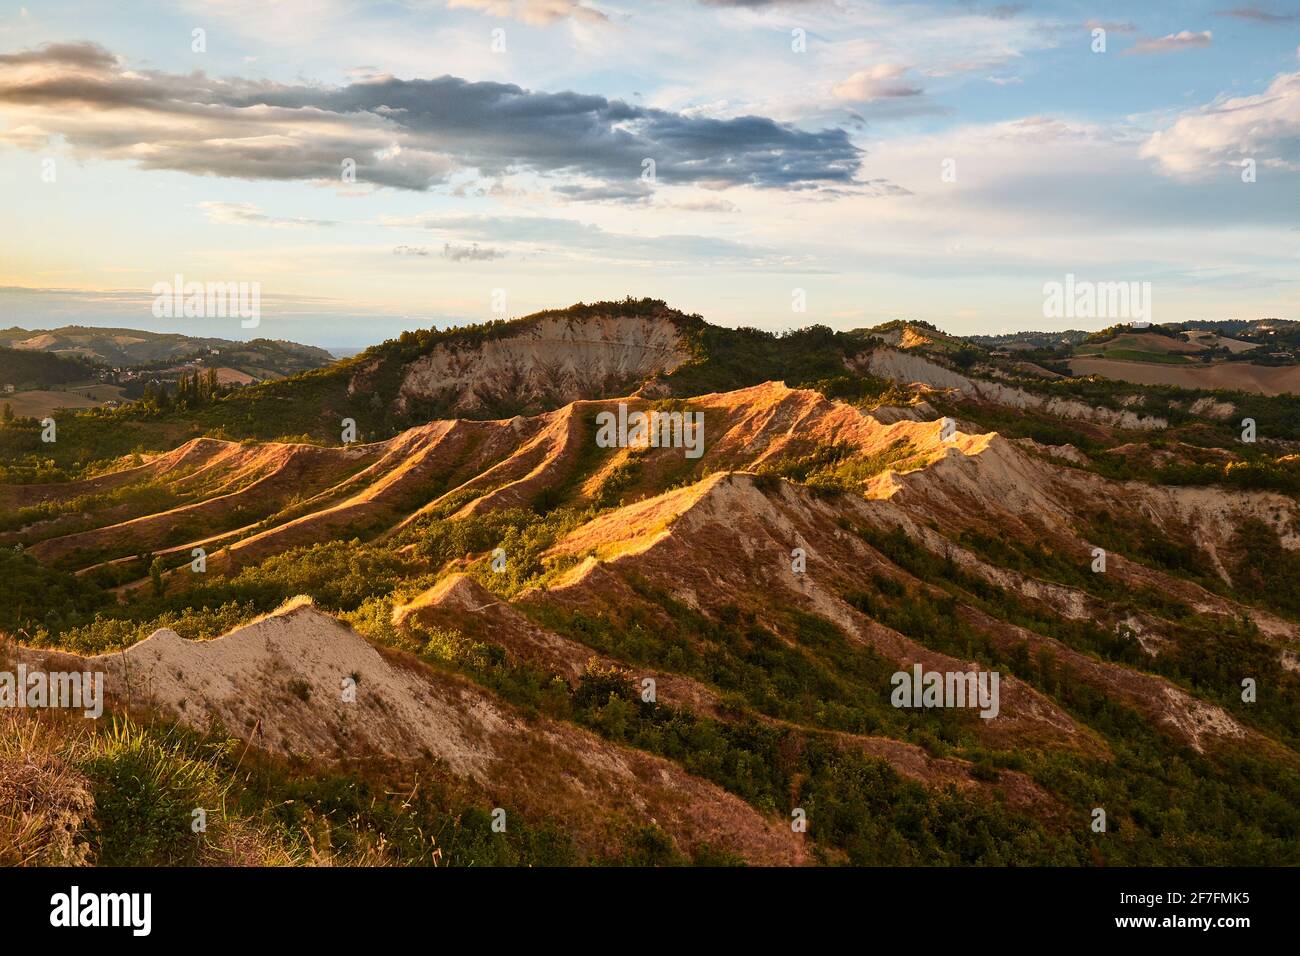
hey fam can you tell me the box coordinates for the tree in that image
[149,556,166,598]
[1,402,12,423]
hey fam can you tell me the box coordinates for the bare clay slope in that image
[12,602,804,864]
[539,469,1285,756]
[352,309,692,416]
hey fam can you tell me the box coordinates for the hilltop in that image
[0,326,333,372]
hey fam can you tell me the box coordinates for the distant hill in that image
[966,330,1091,349]
[4,300,1297,471]
[968,320,1298,352]
[0,346,97,390]
[1176,318,1297,336]
[0,326,334,375]
[961,319,1299,395]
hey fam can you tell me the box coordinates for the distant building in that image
[2,384,13,394]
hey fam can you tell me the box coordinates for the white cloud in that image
[1141,71,1300,177]
[832,64,923,102]
[198,202,341,229]
[446,0,606,25]
[1124,30,1213,55]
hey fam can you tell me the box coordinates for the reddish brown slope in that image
[12,602,806,864]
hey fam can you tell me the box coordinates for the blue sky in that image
[0,0,1296,348]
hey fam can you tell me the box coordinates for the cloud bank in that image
[0,41,863,193]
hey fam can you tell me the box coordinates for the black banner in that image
[0,866,1282,942]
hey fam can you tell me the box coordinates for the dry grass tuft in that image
[0,710,95,865]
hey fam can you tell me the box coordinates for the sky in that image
[0,0,1296,349]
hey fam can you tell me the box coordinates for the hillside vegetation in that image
[3,301,1298,865]
[0,348,97,390]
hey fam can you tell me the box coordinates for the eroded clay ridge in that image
[5,381,1297,772]
[855,347,1169,429]
[536,470,1292,756]
[351,312,694,415]
[10,602,805,864]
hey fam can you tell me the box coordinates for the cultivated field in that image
[1069,357,1300,396]
[2,383,124,417]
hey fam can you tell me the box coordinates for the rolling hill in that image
[0,347,97,391]
[3,303,1299,865]
[967,320,1299,396]
[0,326,334,375]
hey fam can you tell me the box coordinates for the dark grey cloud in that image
[394,242,502,261]
[1213,6,1300,23]
[551,182,751,212]
[944,1,1026,18]
[442,242,502,262]
[0,41,117,68]
[552,182,655,204]
[1036,19,1137,36]
[0,41,863,193]
[247,74,862,188]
